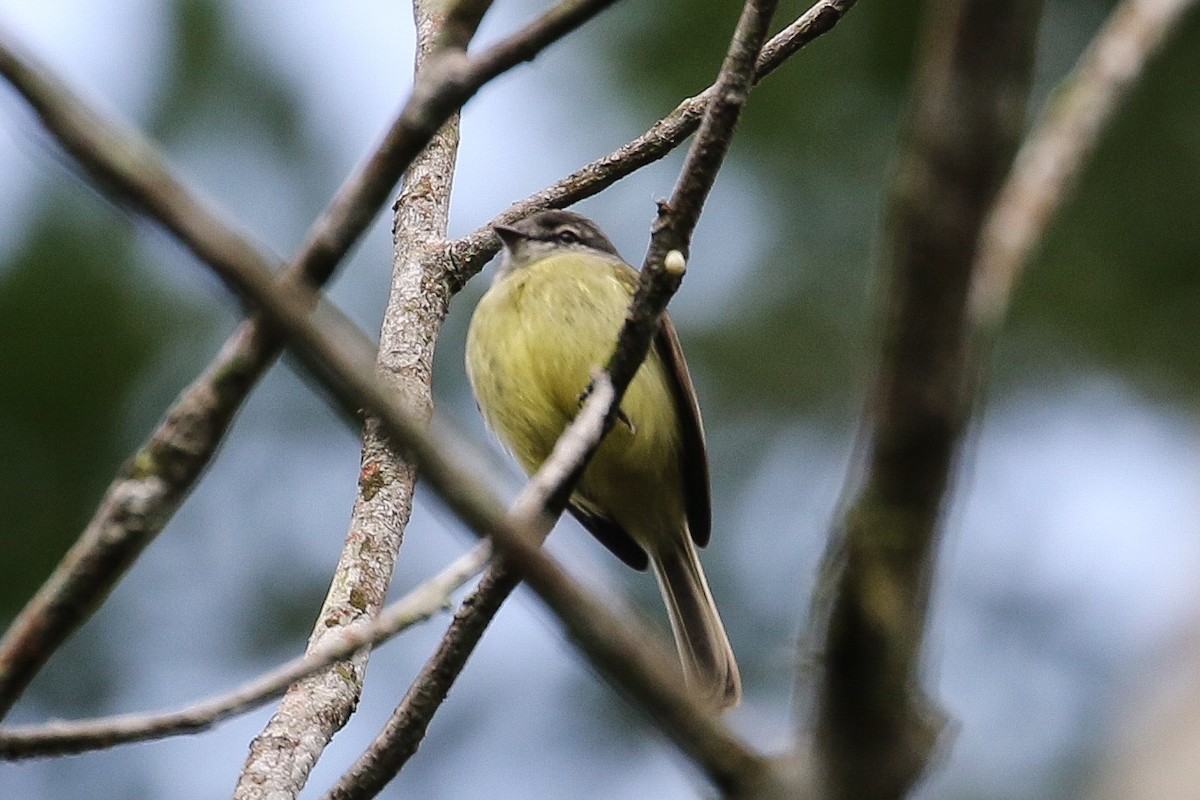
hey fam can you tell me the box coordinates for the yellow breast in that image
[465,252,685,543]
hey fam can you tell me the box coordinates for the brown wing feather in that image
[567,504,650,571]
[656,314,712,547]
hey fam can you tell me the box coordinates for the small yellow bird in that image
[465,210,741,709]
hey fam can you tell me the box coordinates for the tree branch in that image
[0,0,620,725]
[798,5,1200,792]
[640,0,778,267]
[444,0,859,291]
[0,544,490,759]
[800,0,1043,797]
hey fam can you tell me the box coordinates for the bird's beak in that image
[493,224,525,249]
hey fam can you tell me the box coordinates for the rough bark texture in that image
[231,3,460,796]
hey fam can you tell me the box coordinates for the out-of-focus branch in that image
[0,22,283,723]
[801,0,1198,793]
[967,0,1200,336]
[0,544,490,759]
[445,0,859,291]
[800,0,1043,797]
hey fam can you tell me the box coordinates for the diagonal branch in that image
[444,0,859,291]
[0,543,490,759]
[0,0,620,724]
[799,0,1043,797]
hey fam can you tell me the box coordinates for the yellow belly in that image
[465,253,685,545]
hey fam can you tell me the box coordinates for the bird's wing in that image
[568,502,650,571]
[656,313,712,548]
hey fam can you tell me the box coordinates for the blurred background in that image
[0,0,1198,797]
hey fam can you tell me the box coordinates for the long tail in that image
[651,538,741,710]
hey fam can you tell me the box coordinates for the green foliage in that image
[0,194,198,614]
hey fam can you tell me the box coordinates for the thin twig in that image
[800,0,1044,796]
[0,544,490,759]
[445,0,859,291]
[0,0,619,724]
[640,0,779,267]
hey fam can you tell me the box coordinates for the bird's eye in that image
[556,229,581,244]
